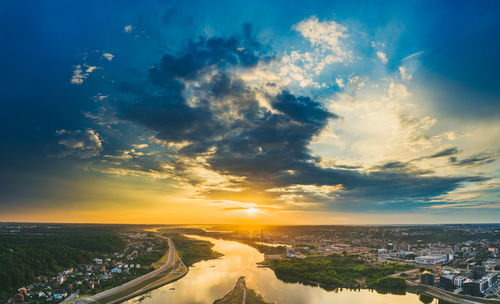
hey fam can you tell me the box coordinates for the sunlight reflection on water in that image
[127,235,438,304]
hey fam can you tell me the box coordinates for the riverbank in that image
[214,277,269,304]
[260,254,414,290]
[170,234,224,267]
[125,234,452,304]
[82,233,225,304]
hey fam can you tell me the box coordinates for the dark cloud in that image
[111,26,489,212]
[371,161,432,175]
[429,147,459,158]
[449,152,497,167]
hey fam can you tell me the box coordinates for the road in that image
[85,237,175,303]
[60,291,79,304]
[407,280,500,304]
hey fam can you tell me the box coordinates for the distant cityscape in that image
[1,223,499,303]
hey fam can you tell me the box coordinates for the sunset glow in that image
[1,0,499,225]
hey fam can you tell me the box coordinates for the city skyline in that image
[1,0,500,224]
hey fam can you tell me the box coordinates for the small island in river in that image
[214,276,269,304]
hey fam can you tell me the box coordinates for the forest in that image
[0,225,124,294]
[264,254,413,290]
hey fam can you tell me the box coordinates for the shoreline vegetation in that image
[168,233,224,267]
[260,254,413,292]
[214,276,269,304]
[160,227,413,294]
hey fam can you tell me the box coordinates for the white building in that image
[454,276,467,287]
[415,255,447,265]
[485,272,498,286]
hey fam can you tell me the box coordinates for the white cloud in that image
[294,16,349,55]
[70,64,98,85]
[376,51,388,64]
[267,184,342,197]
[85,66,97,73]
[402,50,424,61]
[388,81,410,99]
[92,94,108,102]
[399,66,412,80]
[102,53,114,61]
[279,16,352,88]
[124,25,133,33]
[335,78,345,88]
[70,65,84,84]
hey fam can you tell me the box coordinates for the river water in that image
[128,235,440,304]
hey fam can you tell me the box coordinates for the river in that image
[127,235,442,304]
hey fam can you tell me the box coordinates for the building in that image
[463,279,481,297]
[398,243,411,251]
[453,275,467,287]
[473,265,486,279]
[463,277,489,297]
[421,271,435,285]
[484,272,498,286]
[415,255,447,265]
[439,275,454,290]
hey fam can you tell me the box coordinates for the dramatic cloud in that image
[94,23,489,212]
[2,1,499,223]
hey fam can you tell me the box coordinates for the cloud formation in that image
[55,129,103,158]
[92,23,490,212]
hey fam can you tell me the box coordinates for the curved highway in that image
[85,237,175,303]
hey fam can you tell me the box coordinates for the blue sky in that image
[1,0,499,224]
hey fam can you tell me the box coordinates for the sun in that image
[246,207,257,215]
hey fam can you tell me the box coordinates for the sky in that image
[1,0,500,224]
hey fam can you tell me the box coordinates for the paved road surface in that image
[242,286,246,304]
[60,291,79,303]
[85,238,175,303]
